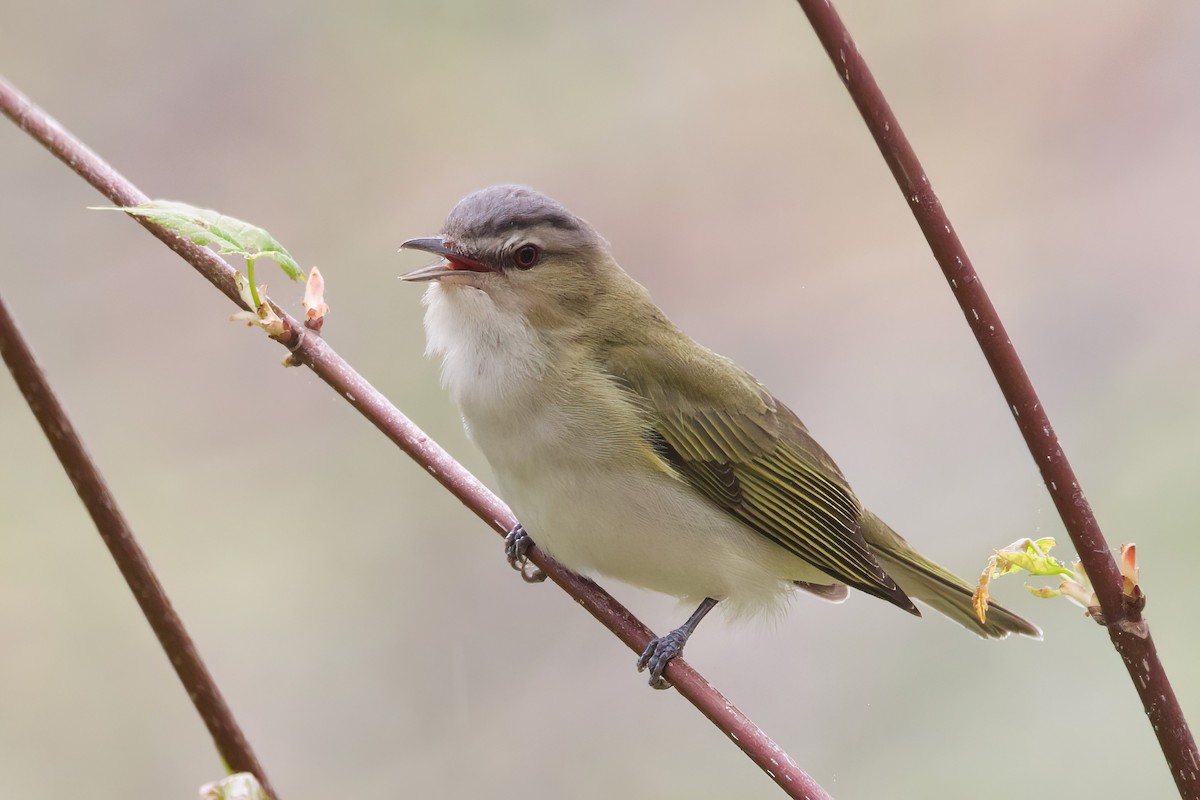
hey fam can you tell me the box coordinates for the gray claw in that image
[504,523,545,583]
[636,630,689,690]
[634,598,718,690]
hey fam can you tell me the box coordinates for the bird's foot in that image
[635,598,718,690]
[636,628,692,690]
[504,523,545,583]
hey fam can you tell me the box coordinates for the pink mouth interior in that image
[446,255,487,272]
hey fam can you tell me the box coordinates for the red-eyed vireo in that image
[401,185,1039,689]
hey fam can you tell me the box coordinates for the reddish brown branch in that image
[793,1,1199,796]
[0,75,829,799]
[0,294,278,799]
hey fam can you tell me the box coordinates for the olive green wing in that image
[606,342,917,613]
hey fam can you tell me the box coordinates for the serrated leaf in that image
[93,200,303,281]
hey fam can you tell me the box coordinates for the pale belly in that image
[481,426,835,617]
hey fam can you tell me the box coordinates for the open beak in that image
[399,236,492,282]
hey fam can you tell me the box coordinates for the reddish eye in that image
[514,244,540,269]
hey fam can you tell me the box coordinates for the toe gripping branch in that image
[637,597,719,690]
[505,523,546,583]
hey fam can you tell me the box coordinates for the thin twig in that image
[0,294,278,799]
[793,1,1199,796]
[0,74,829,800]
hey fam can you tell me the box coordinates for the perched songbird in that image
[401,185,1039,688]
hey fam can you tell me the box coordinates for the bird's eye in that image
[513,244,541,270]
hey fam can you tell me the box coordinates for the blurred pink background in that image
[2,2,1198,798]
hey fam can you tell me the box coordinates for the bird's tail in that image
[861,511,1042,640]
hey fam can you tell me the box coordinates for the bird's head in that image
[401,185,623,330]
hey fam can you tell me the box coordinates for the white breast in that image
[422,283,824,618]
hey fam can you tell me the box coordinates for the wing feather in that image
[607,343,916,612]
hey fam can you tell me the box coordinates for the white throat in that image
[421,282,547,415]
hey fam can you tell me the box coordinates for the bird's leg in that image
[504,523,545,583]
[637,597,719,690]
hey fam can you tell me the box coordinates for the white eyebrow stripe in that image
[504,232,547,251]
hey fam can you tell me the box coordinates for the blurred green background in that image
[2,2,1198,798]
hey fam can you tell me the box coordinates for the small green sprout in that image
[973,538,1141,625]
[94,200,302,309]
[92,200,327,337]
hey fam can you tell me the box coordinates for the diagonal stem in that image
[0,293,279,799]
[0,74,829,800]
[794,1,1199,796]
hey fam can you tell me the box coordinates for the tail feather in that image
[861,511,1041,640]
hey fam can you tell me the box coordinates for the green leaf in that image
[992,537,1075,579]
[93,200,304,282]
